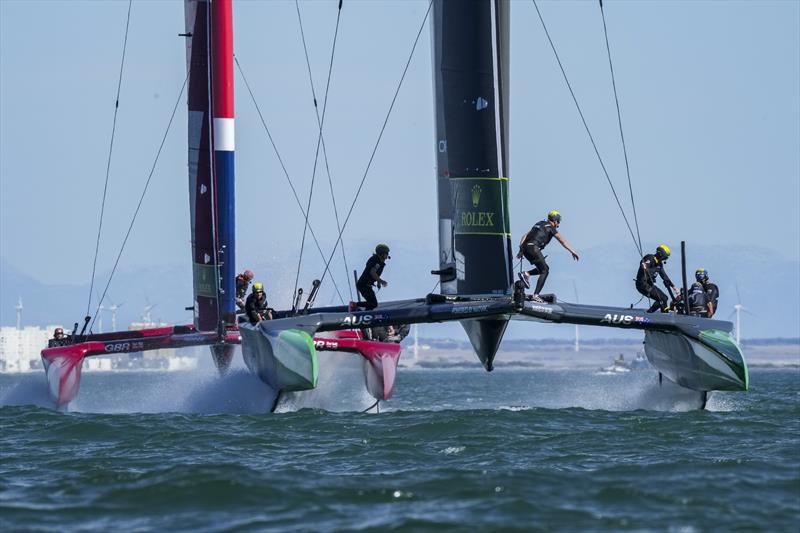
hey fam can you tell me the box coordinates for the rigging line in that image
[531,0,642,257]
[292,0,351,303]
[89,73,188,332]
[599,0,642,255]
[86,0,133,318]
[292,0,320,302]
[317,0,433,287]
[234,56,346,303]
[317,1,354,302]
[206,2,223,328]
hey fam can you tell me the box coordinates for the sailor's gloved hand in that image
[380,280,388,288]
[516,250,523,259]
[571,251,580,261]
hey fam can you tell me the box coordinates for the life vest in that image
[688,282,708,313]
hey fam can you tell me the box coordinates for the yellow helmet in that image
[253,282,264,292]
[547,210,562,223]
[656,244,671,260]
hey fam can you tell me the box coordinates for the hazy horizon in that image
[1,1,798,338]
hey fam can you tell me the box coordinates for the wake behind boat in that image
[41,0,747,412]
[41,0,403,411]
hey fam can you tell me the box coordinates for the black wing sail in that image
[432,0,513,296]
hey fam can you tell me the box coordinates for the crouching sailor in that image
[356,244,390,310]
[636,244,678,313]
[48,327,70,348]
[245,282,273,324]
[688,268,719,318]
[516,211,580,302]
[235,269,255,310]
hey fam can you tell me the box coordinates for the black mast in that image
[432,0,513,297]
[432,0,512,370]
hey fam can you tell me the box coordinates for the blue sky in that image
[1,0,798,300]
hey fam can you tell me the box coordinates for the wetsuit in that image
[522,220,558,295]
[688,282,710,317]
[636,254,675,313]
[357,254,385,310]
[703,281,719,317]
[235,275,250,309]
[245,292,270,324]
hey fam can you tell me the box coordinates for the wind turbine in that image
[141,297,157,324]
[728,284,754,345]
[15,297,22,330]
[97,302,106,333]
[106,295,124,331]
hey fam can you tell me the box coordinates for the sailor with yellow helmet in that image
[245,282,273,324]
[636,244,679,313]
[516,210,580,302]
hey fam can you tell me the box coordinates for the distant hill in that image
[1,242,798,339]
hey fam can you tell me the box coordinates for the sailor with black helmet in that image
[688,268,719,318]
[636,244,678,313]
[516,211,580,302]
[356,244,390,310]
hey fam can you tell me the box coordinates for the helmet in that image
[375,243,391,258]
[695,268,708,282]
[547,210,562,223]
[54,327,64,336]
[243,269,254,281]
[655,244,671,261]
[253,282,264,292]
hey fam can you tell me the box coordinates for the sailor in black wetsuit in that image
[356,244,390,310]
[245,282,272,324]
[516,211,580,302]
[48,327,70,348]
[636,244,678,313]
[235,269,254,310]
[689,268,719,318]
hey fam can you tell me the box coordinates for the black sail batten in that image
[432,0,513,297]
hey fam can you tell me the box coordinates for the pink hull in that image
[41,326,402,407]
[319,331,402,401]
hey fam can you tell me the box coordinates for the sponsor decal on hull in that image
[601,313,635,325]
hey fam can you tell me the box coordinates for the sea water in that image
[1,367,798,531]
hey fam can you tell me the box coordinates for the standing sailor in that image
[235,269,254,310]
[516,211,580,302]
[636,245,678,313]
[245,282,272,324]
[688,268,719,318]
[356,244,390,310]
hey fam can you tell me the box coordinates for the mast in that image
[184,0,236,333]
[211,0,236,326]
[431,0,512,370]
[431,0,512,297]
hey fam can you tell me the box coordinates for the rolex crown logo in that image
[471,185,482,207]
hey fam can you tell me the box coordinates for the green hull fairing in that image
[644,329,748,392]
[240,324,318,392]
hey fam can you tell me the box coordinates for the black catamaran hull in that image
[256,297,748,394]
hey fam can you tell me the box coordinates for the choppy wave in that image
[1,369,798,531]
